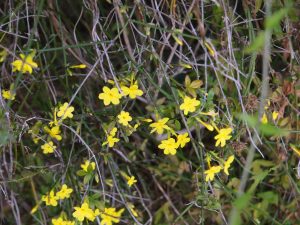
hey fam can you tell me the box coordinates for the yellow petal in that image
[272,111,279,120]
[172,34,183,46]
[69,64,87,69]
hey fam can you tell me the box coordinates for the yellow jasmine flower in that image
[126,176,137,187]
[223,155,234,175]
[179,96,200,115]
[106,135,120,148]
[272,111,279,121]
[56,184,73,200]
[117,111,132,126]
[67,64,87,76]
[199,110,218,117]
[52,217,75,225]
[73,202,96,222]
[103,127,120,147]
[172,33,183,46]
[81,160,96,172]
[44,125,62,141]
[290,144,300,157]
[206,155,211,168]
[109,127,118,136]
[264,100,271,110]
[51,217,64,225]
[176,132,190,148]
[98,86,122,106]
[49,108,58,127]
[143,118,152,123]
[57,102,74,120]
[204,166,221,182]
[42,190,58,206]
[2,89,15,100]
[128,203,138,217]
[214,127,232,147]
[261,113,268,124]
[69,64,87,69]
[30,204,39,214]
[100,207,124,225]
[149,118,170,134]
[121,84,143,99]
[196,118,214,131]
[11,51,38,74]
[41,141,56,154]
[158,138,178,155]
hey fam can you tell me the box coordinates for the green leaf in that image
[249,170,269,193]
[259,122,288,136]
[233,192,252,210]
[257,191,278,205]
[0,129,10,146]
[252,160,274,174]
[84,174,92,184]
[237,113,289,136]
[185,75,191,87]
[189,80,203,89]
[245,31,265,53]
[265,8,289,30]
[173,120,181,130]
[255,0,263,14]
[76,170,87,176]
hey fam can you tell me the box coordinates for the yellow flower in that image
[121,84,143,99]
[81,160,96,172]
[128,203,138,217]
[290,144,300,157]
[52,217,75,225]
[98,86,122,106]
[100,207,124,225]
[2,89,15,100]
[158,138,178,155]
[30,204,39,214]
[103,127,120,147]
[106,135,120,147]
[176,132,190,148]
[51,217,64,225]
[44,125,62,141]
[57,103,74,120]
[56,184,73,200]
[199,110,218,118]
[42,190,58,206]
[223,155,234,175]
[126,176,137,187]
[117,111,132,126]
[214,127,232,147]
[69,64,87,69]
[261,113,268,124]
[11,51,38,74]
[73,203,96,222]
[196,118,214,131]
[272,111,279,121]
[49,108,58,127]
[109,127,118,136]
[149,118,170,134]
[41,141,56,154]
[143,118,152,123]
[179,96,200,115]
[204,166,221,182]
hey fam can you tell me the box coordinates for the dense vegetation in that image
[0,0,299,224]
